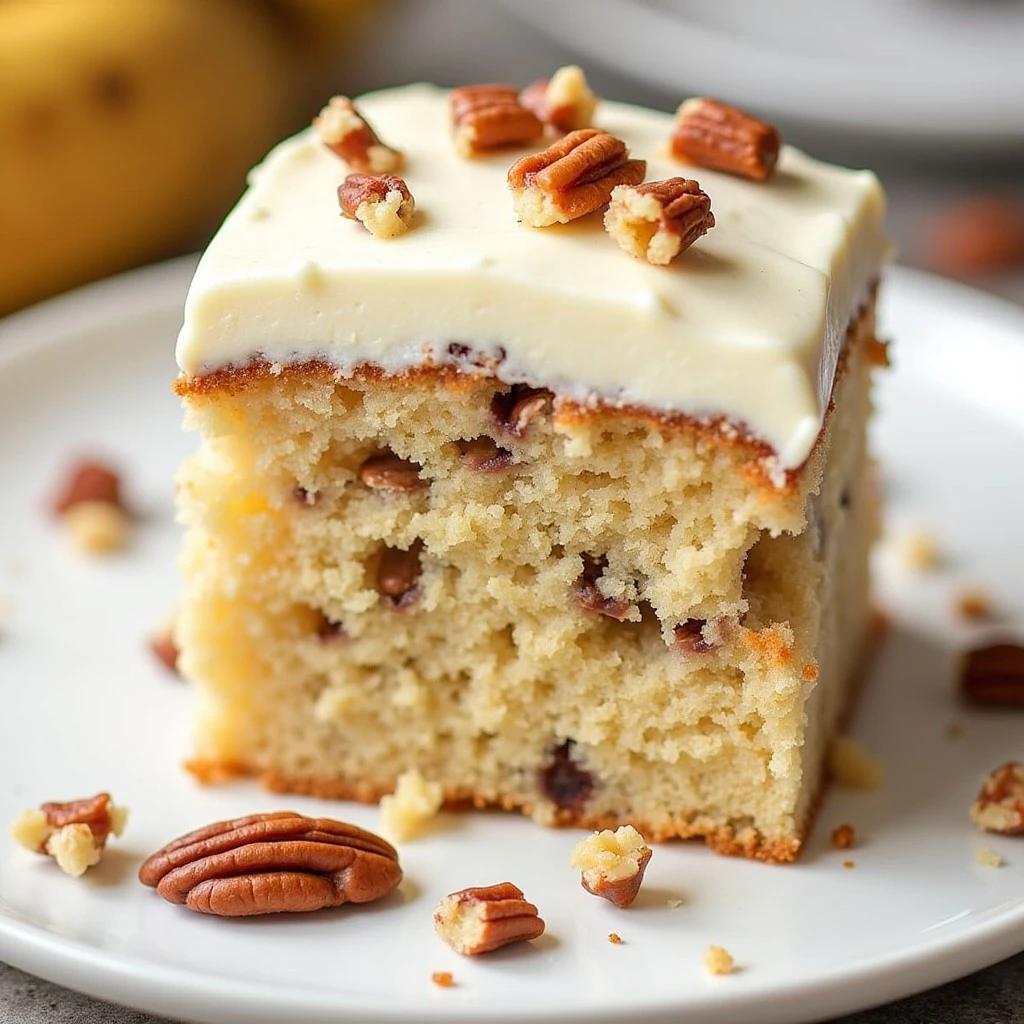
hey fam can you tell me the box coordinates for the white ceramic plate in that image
[495,0,1024,147]
[0,260,1023,1024]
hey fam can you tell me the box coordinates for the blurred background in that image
[2,0,1023,318]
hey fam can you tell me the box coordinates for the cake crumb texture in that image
[174,302,881,860]
[703,945,735,976]
[379,768,444,842]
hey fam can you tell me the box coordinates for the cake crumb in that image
[842,860,856,870]
[831,823,857,850]
[379,769,444,842]
[828,736,882,789]
[897,529,941,571]
[955,588,993,622]
[430,971,455,988]
[703,945,735,976]
[607,932,623,945]
[666,897,684,909]
[975,847,1005,868]
[149,616,180,675]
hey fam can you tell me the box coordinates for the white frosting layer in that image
[176,84,887,469]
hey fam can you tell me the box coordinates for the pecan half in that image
[959,642,1024,706]
[139,811,402,916]
[450,84,544,157]
[969,763,1024,835]
[540,740,593,812]
[457,437,514,472]
[338,173,415,239]
[573,554,632,621]
[508,129,646,227]
[377,543,422,609]
[520,65,598,133]
[570,825,652,908]
[10,792,128,877]
[605,178,714,266]
[434,882,545,955]
[359,452,427,492]
[490,384,553,436]
[313,96,404,173]
[671,98,780,181]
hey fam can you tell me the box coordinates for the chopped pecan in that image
[970,763,1024,835]
[359,452,427,492]
[457,437,514,472]
[313,96,403,173]
[955,588,994,622]
[338,173,415,239]
[434,882,545,955]
[491,384,553,436]
[293,485,319,506]
[960,642,1024,706]
[508,129,646,227]
[573,554,632,621]
[519,65,598,133]
[10,792,128,877]
[831,823,856,850]
[605,178,715,265]
[570,825,652,908]
[540,740,593,811]
[52,459,123,514]
[671,97,780,181]
[377,543,422,609]
[450,84,544,157]
[314,611,346,641]
[673,618,713,654]
[139,811,402,916]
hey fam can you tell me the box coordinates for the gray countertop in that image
[3,3,1023,1021]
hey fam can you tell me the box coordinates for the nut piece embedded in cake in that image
[508,129,646,227]
[434,882,545,955]
[313,96,404,173]
[450,84,545,157]
[959,642,1024,707]
[138,811,402,916]
[10,792,129,877]
[671,98,780,181]
[969,763,1024,836]
[570,825,652,908]
[520,65,599,133]
[359,451,428,492]
[338,173,415,239]
[604,178,715,266]
[379,769,444,842]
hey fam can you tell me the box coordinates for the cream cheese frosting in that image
[176,83,887,469]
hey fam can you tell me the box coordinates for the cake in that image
[172,75,888,862]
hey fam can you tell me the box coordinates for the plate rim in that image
[1,258,1024,1024]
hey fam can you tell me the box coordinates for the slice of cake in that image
[172,79,888,862]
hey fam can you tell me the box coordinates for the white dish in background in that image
[496,0,1024,147]
[0,259,1022,1024]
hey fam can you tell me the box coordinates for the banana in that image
[0,0,296,315]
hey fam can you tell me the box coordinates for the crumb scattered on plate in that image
[430,971,455,988]
[831,824,857,850]
[379,768,444,842]
[608,932,623,945]
[703,945,735,976]
[897,529,941,571]
[955,588,994,622]
[975,847,1005,868]
[828,736,882,789]
[842,860,855,870]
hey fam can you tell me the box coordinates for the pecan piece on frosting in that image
[605,178,715,266]
[139,811,402,916]
[450,84,544,157]
[671,97,780,181]
[10,792,129,877]
[434,882,545,955]
[313,96,403,173]
[508,129,646,227]
[570,825,652,908]
[520,65,598,133]
[338,173,415,239]
[970,763,1024,836]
